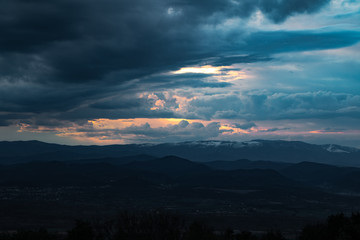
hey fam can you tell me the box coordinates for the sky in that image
[0,0,360,147]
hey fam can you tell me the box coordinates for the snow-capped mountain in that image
[322,144,359,154]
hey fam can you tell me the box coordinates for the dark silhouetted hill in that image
[0,140,359,167]
[204,159,291,171]
[281,161,360,192]
[123,155,211,177]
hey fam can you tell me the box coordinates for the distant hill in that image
[204,159,291,171]
[68,154,156,165]
[281,161,360,193]
[0,160,171,187]
[122,155,211,177]
[0,140,359,166]
[3,154,360,193]
[1,153,360,231]
[0,157,292,191]
[0,156,304,192]
[180,168,298,189]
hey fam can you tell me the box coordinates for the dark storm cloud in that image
[0,81,105,113]
[170,0,331,23]
[0,0,335,84]
[254,0,332,23]
[0,0,215,83]
[1,0,355,127]
[89,98,143,110]
[58,103,178,122]
[0,113,25,127]
[0,120,9,127]
[0,0,82,53]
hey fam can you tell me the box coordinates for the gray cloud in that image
[142,73,233,89]
[232,122,257,130]
[258,127,291,132]
[314,127,347,133]
[59,120,229,143]
[186,91,360,120]
[209,55,273,66]
[118,120,230,142]
[256,0,331,23]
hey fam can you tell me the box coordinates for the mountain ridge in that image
[0,139,359,167]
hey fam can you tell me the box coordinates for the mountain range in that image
[0,140,359,166]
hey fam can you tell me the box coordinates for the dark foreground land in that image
[1,141,360,239]
[1,156,360,238]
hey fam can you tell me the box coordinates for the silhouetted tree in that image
[260,230,285,240]
[112,211,185,240]
[222,228,235,240]
[0,233,12,240]
[184,221,217,240]
[67,220,94,240]
[235,231,258,240]
[299,223,327,240]
[299,212,360,240]
[1,229,59,240]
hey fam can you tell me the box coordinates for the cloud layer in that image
[0,0,359,146]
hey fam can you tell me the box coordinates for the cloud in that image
[258,127,290,132]
[0,0,339,85]
[186,91,360,120]
[142,73,233,89]
[1,0,359,146]
[117,120,228,142]
[232,122,257,130]
[0,80,105,113]
[31,119,229,143]
[245,30,360,54]
[255,0,332,23]
[0,119,9,127]
[168,0,332,23]
[0,0,356,115]
[209,55,273,66]
[309,127,347,133]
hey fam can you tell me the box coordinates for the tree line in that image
[0,212,359,240]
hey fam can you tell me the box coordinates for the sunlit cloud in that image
[170,64,250,82]
[309,130,345,134]
[172,65,227,75]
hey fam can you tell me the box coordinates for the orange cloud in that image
[309,130,345,134]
